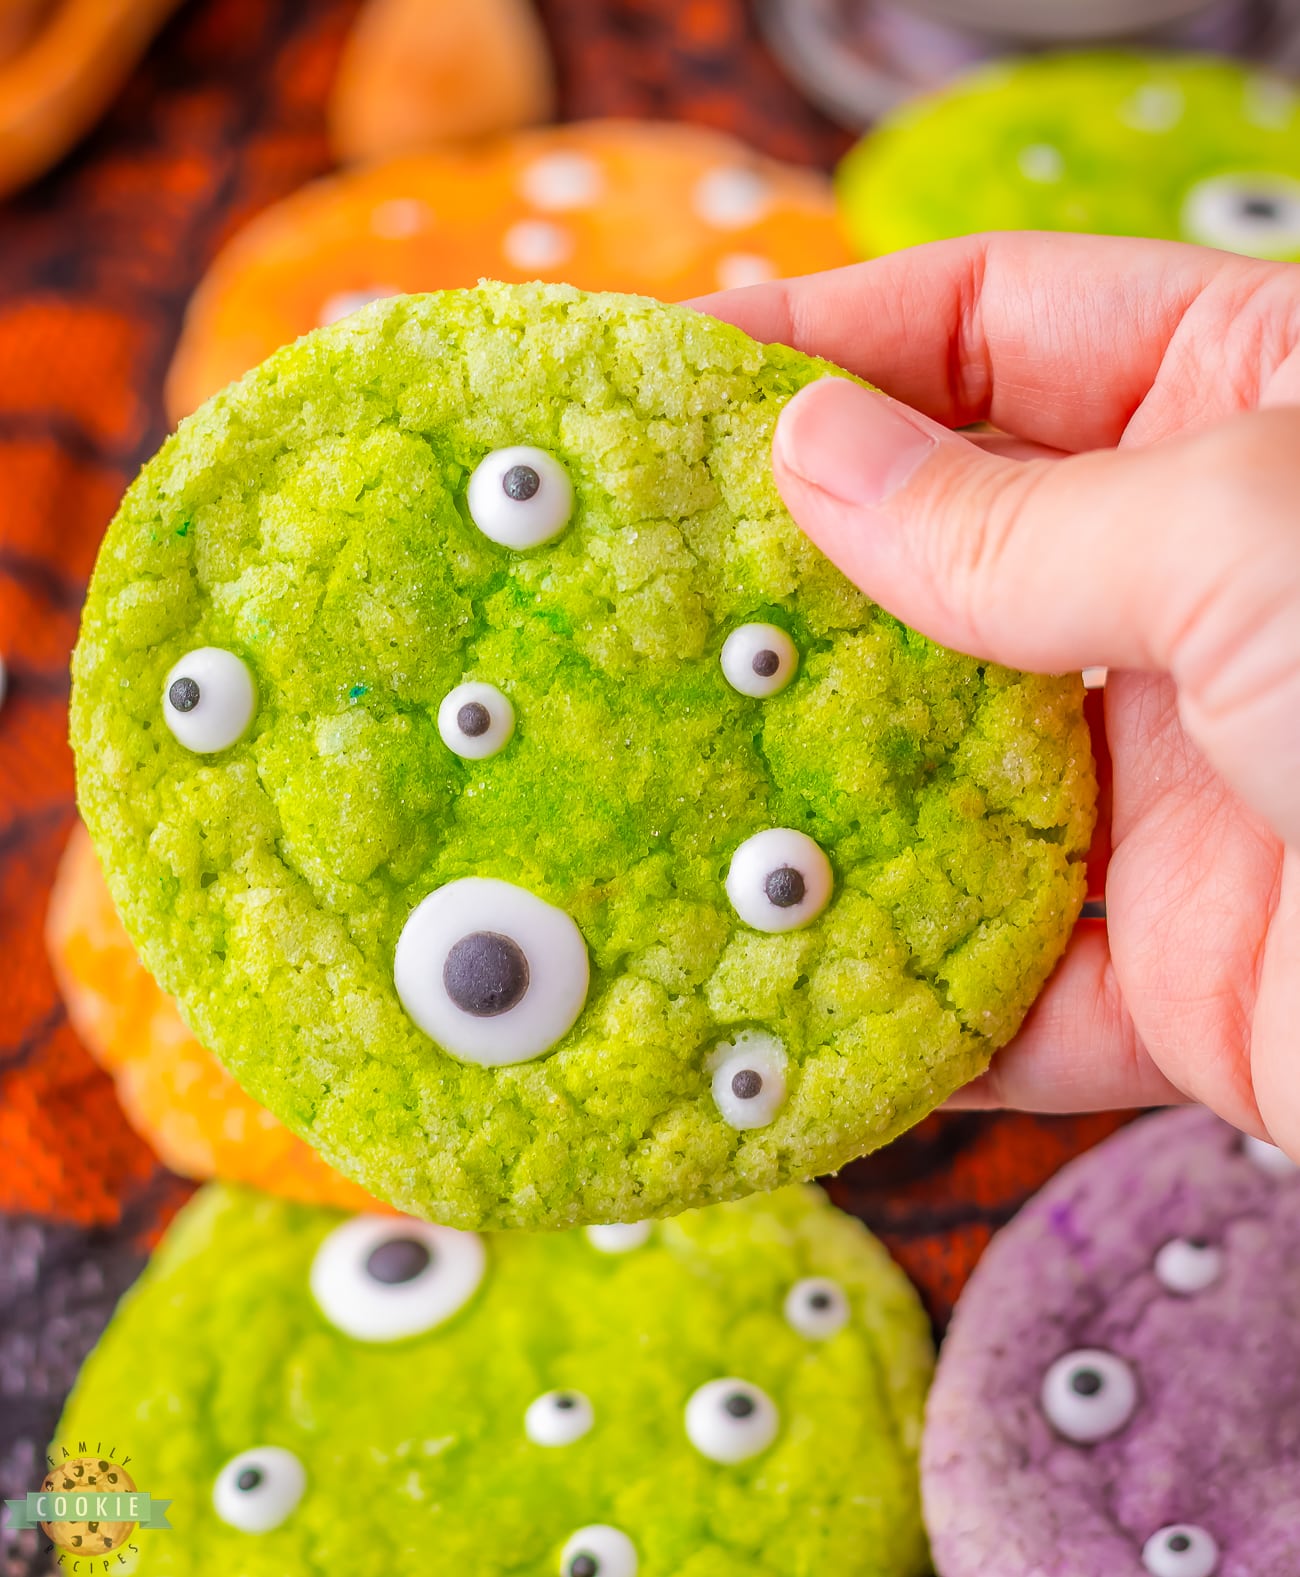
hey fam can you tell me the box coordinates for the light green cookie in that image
[71,281,1094,1230]
[56,1183,934,1576]
[838,51,1300,257]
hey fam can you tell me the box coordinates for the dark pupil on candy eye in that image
[1070,1368,1103,1397]
[1241,195,1281,220]
[731,1068,763,1100]
[168,677,201,713]
[1167,1535,1192,1553]
[443,931,530,1016]
[751,648,781,678]
[809,1291,832,1310]
[365,1236,433,1284]
[502,464,541,501]
[764,866,805,907]
[1186,1237,1208,1251]
[457,701,492,737]
[723,1393,756,1419]
[236,1468,263,1493]
[570,1558,598,1577]
[554,1394,577,1410]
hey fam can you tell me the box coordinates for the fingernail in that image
[775,377,939,506]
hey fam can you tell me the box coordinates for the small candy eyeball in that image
[310,1215,486,1341]
[725,828,832,933]
[213,1447,306,1533]
[394,877,589,1066]
[525,1389,594,1447]
[162,647,255,753]
[784,1277,850,1339]
[467,445,574,549]
[584,1221,652,1254]
[1181,173,1300,259]
[1141,1524,1220,1577]
[1242,1134,1298,1177]
[437,681,515,760]
[709,1030,787,1130]
[1040,1349,1138,1443]
[559,1525,638,1577]
[1016,143,1064,183]
[720,623,798,698]
[1153,1237,1224,1296]
[684,1378,780,1464]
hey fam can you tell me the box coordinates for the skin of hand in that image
[695,233,1300,1162]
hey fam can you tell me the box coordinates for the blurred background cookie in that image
[167,119,854,418]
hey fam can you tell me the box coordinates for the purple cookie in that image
[923,1108,1300,1577]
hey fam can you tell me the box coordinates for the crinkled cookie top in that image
[58,1183,934,1577]
[72,281,1094,1229]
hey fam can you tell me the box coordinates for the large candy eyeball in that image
[585,1221,652,1254]
[213,1447,306,1533]
[684,1378,780,1463]
[720,623,798,698]
[467,446,574,549]
[525,1389,594,1447]
[1154,1237,1224,1296]
[725,828,832,933]
[709,1031,787,1130]
[1242,1134,1298,1177]
[1141,1524,1220,1577]
[784,1277,850,1340]
[394,877,589,1066]
[162,647,255,753]
[559,1525,638,1577]
[437,681,515,760]
[1181,173,1300,258]
[1040,1349,1138,1443]
[310,1215,486,1341]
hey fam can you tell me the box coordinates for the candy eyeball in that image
[1181,173,1300,259]
[310,1215,486,1341]
[394,877,589,1066]
[1242,1134,1298,1177]
[1141,1524,1220,1577]
[1016,143,1064,183]
[559,1525,638,1577]
[584,1221,652,1254]
[525,1389,594,1447]
[438,681,515,760]
[709,1031,787,1130]
[784,1277,850,1339]
[1153,1237,1224,1296]
[720,623,798,698]
[213,1447,306,1533]
[725,828,833,933]
[1040,1349,1138,1443]
[467,445,573,549]
[684,1378,780,1463]
[162,647,255,753]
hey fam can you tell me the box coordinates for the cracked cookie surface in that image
[72,281,1094,1229]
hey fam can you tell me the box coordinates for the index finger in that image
[691,232,1282,452]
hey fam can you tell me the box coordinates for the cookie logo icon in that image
[39,1459,136,1556]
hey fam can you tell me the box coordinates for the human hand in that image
[697,233,1300,1160]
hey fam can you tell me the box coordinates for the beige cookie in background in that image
[165,119,855,420]
[329,0,555,163]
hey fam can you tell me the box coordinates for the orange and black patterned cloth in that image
[0,0,1125,1347]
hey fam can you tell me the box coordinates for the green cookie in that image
[71,282,1094,1230]
[839,51,1300,257]
[56,1183,934,1576]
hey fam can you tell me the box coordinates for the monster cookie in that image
[72,281,1095,1230]
[47,823,387,1212]
[57,1183,934,1576]
[165,120,855,418]
[923,1109,1300,1574]
[838,52,1300,257]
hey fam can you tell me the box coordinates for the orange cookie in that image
[45,824,386,1213]
[166,119,854,419]
[330,0,555,163]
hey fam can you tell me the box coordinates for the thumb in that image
[773,376,1300,846]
